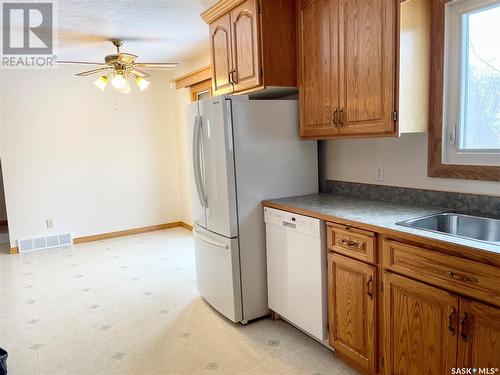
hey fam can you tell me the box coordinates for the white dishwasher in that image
[264,207,327,343]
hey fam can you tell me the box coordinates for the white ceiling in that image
[54,0,218,65]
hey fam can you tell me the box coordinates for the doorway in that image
[0,160,9,252]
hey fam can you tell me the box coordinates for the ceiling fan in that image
[56,39,179,93]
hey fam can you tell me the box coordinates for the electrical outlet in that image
[46,219,53,229]
[376,164,384,181]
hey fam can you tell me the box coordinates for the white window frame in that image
[443,0,500,166]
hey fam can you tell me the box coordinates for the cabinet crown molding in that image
[201,0,246,23]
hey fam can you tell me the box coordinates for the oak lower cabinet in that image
[383,272,500,375]
[328,252,377,373]
[202,0,297,96]
[457,299,500,369]
[383,272,458,375]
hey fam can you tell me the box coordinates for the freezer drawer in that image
[265,207,327,341]
[193,225,243,322]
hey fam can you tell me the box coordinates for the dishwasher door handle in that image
[282,221,297,229]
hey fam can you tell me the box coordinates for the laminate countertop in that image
[262,194,500,257]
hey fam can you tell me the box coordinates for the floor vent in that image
[18,233,73,253]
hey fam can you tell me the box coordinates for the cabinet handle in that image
[448,307,456,335]
[339,239,362,251]
[333,108,338,127]
[367,276,374,298]
[229,68,238,84]
[459,312,469,341]
[339,108,344,127]
[446,271,477,284]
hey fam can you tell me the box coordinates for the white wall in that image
[323,133,500,196]
[173,53,211,225]
[0,66,182,247]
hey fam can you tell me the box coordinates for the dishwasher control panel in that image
[264,207,321,237]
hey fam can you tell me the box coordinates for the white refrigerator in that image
[186,95,318,323]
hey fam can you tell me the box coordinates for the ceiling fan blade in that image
[129,68,149,78]
[134,62,179,69]
[117,53,137,65]
[57,60,104,66]
[75,67,111,77]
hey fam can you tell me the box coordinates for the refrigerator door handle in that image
[193,229,229,250]
[192,116,207,208]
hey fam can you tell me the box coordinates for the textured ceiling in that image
[54,0,217,65]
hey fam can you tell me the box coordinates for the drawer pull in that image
[459,312,469,341]
[446,271,478,284]
[367,276,374,298]
[339,239,362,250]
[448,307,456,335]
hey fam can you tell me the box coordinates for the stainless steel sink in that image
[397,213,500,246]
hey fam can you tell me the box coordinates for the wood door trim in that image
[190,79,213,102]
[173,65,212,89]
[428,0,500,181]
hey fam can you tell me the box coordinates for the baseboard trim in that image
[179,222,193,231]
[73,222,184,244]
[9,221,193,254]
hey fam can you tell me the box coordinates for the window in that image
[443,0,500,166]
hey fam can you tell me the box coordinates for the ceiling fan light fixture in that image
[135,76,150,91]
[117,80,132,94]
[93,75,108,91]
[111,72,127,90]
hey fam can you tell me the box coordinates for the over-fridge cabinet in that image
[202,0,297,96]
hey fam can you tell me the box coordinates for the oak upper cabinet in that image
[202,0,297,96]
[209,14,233,95]
[298,0,430,138]
[338,0,396,136]
[229,0,261,93]
[298,0,397,138]
[328,253,377,373]
[383,272,459,375]
[457,299,500,369]
[297,0,338,138]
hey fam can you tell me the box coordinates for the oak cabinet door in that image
[338,0,397,135]
[383,272,458,375]
[328,253,377,373]
[230,0,261,93]
[457,299,500,369]
[297,0,339,138]
[210,13,233,95]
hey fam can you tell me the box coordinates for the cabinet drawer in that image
[382,239,500,307]
[327,223,376,264]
